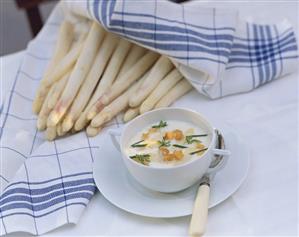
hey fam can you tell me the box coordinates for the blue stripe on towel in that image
[110,19,234,42]
[274,26,284,77]
[110,29,230,57]
[93,0,100,23]
[1,192,93,213]
[229,45,298,64]
[230,32,297,57]
[24,163,39,235]
[253,24,263,87]
[265,25,275,82]
[246,23,256,89]
[113,11,235,32]
[0,175,9,183]
[173,55,226,64]
[260,25,270,85]
[232,29,294,50]
[101,0,108,27]
[1,113,37,121]
[228,44,297,63]
[1,178,94,199]
[234,27,292,42]
[19,70,42,81]
[5,172,93,189]
[53,141,70,223]
[226,55,298,69]
[0,64,21,139]
[30,146,99,158]
[109,0,116,19]
[109,27,233,49]
[11,90,34,102]
[1,185,95,207]
[0,146,28,159]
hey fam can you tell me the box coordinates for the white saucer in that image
[93,129,250,218]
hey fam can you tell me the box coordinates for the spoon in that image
[189,130,229,237]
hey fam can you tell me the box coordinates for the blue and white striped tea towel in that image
[0,0,298,235]
[65,0,298,98]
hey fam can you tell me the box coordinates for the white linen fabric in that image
[0,1,298,236]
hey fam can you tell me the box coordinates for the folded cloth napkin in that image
[65,0,298,98]
[0,0,297,235]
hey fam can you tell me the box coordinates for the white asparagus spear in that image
[86,125,102,137]
[36,84,57,131]
[33,35,86,115]
[62,33,119,132]
[100,38,132,87]
[129,56,173,107]
[74,19,92,37]
[74,44,146,131]
[123,107,140,122]
[87,51,159,120]
[139,68,183,114]
[57,122,67,137]
[74,103,94,131]
[45,126,57,141]
[121,71,151,123]
[43,37,85,87]
[90,74,146,128]
[155,79,193,108]
[32,21,74,114]
[55,112,68,137]
[47,22,105,127]
[70,127,78,134]
[43,21,73,79]
[115,44,146,82]
[47,72,70,110]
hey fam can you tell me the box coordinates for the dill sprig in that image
[189,148,208,155]
[130,154,151,165]
[152,120,167,129]
[131,140,147,148]
[158,137,171,148]
[172,144,188,148]
[186,134,207,144]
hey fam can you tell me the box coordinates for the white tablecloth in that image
[2,1,298,236]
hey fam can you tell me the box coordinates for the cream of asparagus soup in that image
[125,120,211,167]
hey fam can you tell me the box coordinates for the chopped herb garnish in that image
[152,120,167,129]
[186,134,207,144]
[132,144,147,148]
[173,144,188,149]
[189,148,208,155]
[131,140,147,148]
[131,140,144,145]
[130,154,151,165]
[189,134,208,137]
[158,138,171,147]
[186,136,200,144]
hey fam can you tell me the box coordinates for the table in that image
[2,48,298,237]
[2,1,298,236]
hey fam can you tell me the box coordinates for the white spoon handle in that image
[189,184,210,237]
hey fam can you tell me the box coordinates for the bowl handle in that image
[206,148,230,174]
[213,148,230,156]
[108,128,122,152]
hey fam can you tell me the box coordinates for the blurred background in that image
[0,0,188,56]
[0,0,58,56]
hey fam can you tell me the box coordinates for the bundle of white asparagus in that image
[33,20,193,141]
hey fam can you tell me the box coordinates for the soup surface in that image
[125,120,210,167]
